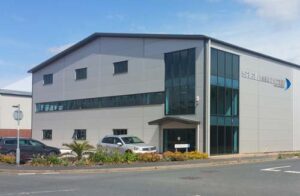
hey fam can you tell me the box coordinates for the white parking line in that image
[261,165,291,172]
[284,171,300,174]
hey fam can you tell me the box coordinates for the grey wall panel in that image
[211,42,294,153]
[32,37,205,151]
[292,68,300,150]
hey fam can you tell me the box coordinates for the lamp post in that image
[12,104,23,166]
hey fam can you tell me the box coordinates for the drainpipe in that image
[204,38,211,156]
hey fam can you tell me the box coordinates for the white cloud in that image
[48,43,74,55]
[242,0,300,22]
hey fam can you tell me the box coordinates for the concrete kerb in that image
[0,154,279,175]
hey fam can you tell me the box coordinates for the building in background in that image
[28,33,300,155]
[0,89,32,138]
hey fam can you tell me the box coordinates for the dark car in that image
[0,137,60,161]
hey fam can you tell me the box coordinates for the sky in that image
[0,0,300,91]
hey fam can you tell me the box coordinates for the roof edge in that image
[0,89,32,97]
[28,32,300,73]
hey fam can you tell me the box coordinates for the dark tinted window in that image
[113,129,127,135]
[29,140,44,147]
[5,139,17,145]
[102,137,113,144]
[165,48,195,115]
[210,48,240,155]
[75,68,87,80]
[114,61,128,74]
[211,48,218,76]
[36,92,164,112]
[43,74,53,85]
[73,129,86,140]
[43,130,52,140]
[217,51,225,77]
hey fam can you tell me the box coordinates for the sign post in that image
[13,105,23,166]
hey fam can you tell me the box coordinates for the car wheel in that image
[125,149,133,154]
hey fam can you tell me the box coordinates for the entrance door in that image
[163,129,196,152]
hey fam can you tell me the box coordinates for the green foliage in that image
[31,155,68,166]
[89,148,138,164]
[0,154,16,164]
[62,141,94,160]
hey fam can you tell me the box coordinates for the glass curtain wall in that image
[164,48,195,115]
[210,48,239,155]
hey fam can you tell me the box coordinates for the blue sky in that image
[1,0,300,90]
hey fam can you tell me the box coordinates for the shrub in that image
[163,151,208,161]
[123,152,138,163]
[63,141,94,160]
[185,151,208,160]
[138,153,161,162]
[0,154,16,164]
[31,155,67,166]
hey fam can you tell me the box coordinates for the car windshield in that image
[121,137,144,144]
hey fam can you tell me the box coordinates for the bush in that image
[163,151,187,161]
[137,153,161,162]
[63,141,94,160]
[123,152,138,163]
[163,151,208,161]
[0,154,16,164]
[185,151,208,160]
[31,155,68,166]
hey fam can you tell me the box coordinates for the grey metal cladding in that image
[0,89,32,97]
[28,33,300,73]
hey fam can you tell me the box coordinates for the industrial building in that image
[29,33,300,155]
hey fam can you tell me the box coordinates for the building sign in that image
[241,71,291,90]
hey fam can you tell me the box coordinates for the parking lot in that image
[0,159,299,196]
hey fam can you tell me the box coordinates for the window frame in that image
[73,129,87,140]
[75,67,87,80]
[42,129,52,140]
[43,73,53,85]
[113,129,127,135]
[113,60,128,75]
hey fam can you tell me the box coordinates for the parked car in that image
[98,135,157,154]
[0,137,60,161]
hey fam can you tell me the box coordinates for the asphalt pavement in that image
[0,159,300,196]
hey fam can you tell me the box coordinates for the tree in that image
[63,141,94,160]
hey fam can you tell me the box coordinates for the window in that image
[121,136,144,144]
[114,61,128,74]
[102,137,113,144]
[5,139,17,145]
[165,48,195,115]
[43,74,53,85]
[210,48,240,155]
[113,129,127,135]
[43,130,52,140]
[75,68,87,80]
[29,140,44,147]
[73,129,86,140]
[36,91,164,112]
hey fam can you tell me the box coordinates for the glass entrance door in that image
[163,129,196,152]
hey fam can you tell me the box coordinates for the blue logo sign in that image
[285,78,291,90]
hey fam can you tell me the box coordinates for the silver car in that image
[98,135,157,154]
